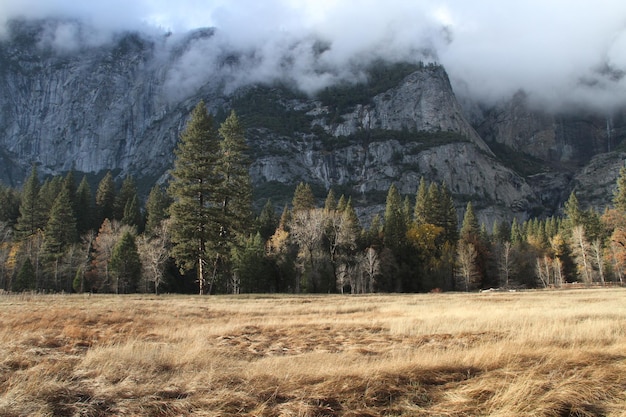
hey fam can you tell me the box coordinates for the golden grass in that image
[1,290,626,416]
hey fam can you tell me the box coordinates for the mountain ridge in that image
[1,19,625,224]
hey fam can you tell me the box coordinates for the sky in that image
[2,0,626,111]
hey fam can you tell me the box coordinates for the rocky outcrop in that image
[1,18,624,224]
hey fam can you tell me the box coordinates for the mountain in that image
[1,19,624,223]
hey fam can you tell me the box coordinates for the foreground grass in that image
[1,290,626,416]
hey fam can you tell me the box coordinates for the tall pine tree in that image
[95,171,116,224]
[216,110,253,253]
[168,101,222,295]
[16,165,46,237]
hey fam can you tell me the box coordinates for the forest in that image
[1,101,626,295]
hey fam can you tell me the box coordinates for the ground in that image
[1,289,626,416]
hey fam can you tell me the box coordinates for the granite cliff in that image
[1,19,624,223]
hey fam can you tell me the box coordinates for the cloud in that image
[2,0,626,112]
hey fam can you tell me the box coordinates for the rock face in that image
[1,19,624,223]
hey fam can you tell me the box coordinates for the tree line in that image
[1,101,626,294]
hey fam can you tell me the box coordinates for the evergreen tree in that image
[563,192,582,228]
[510,218,523,244]
[336,194,347,213]
[122,194,142,228]
[63,170,77,214]
[292,182,315,212]
[13,257,35,292]
[460,202,479,241]
[613,165,626,212]
[16,165,46,237]
[231,232,271,293]
[383,184,407,253]
[439,183,459,244]
[144,184,172,237]
[216,110,254,249]
[75,175,94,233]
[0,184,20,226]
[424,182,442,226]
[95,171,116,224]
[110,231,141,293]
[324,189,337,213]
[115,176,139,222]
[39,176,63,221]
[43,186,78,257]
[256,199,279,241]
[168,101,222,295]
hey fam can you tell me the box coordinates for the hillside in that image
[1,19,625,222]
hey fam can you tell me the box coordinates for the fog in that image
[2,0,626,112]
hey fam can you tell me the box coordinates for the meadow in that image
[1,289,625,416]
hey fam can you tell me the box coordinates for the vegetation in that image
[316,61,426,114]
[2,101,626,295]
[1,290,625,416]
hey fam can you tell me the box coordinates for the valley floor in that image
[1,289,626,416]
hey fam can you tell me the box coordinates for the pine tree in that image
[0,184,20,226]
[216,110,253,248]
[16,165,46,237]
[63,170,77,214]
[168,101,222,295]
[383,184,407,255]
[39,176,63,221]
[324,189,337,213]
[144,184,171,237]
[115,176,139,222]
[13,257,35,292]
[460,202,479,241]
[564,192,582,228]
[43,186,78,257]
[122,195,142,228]
[75,176,94,233]
[292,182,315,213]
[424,182,442,226]
[110,231,141,293]
[439,183,459,244]
[95,171,116,224]
[256,199,279,241]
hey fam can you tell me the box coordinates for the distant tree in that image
[457,241,478,291]
[95,171,116,224]
[137,220,171,294]
[43,186,78,256]
[75,176,94,233]
[570,225,593,284]
[292,182,315,213]
[144,184,172,237]
[110,231,141,293]
[460,202,479,241]
[39,176,63,221]
[324,189,337,213]
[215,110,254,267]
[256,199,279,241]
[290,209,325,292]
[231,232,271,293]
[383,184,407,254]
[90,219,119,292]
[13,257,35,292]
[122,194,142,228]
[0,184,20,226]
[16,165,45,237]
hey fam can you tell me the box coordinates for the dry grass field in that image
[1,289,626,416]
